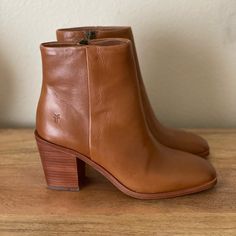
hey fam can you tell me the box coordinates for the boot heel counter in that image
[35,86,68,149]
[35,64,67,149]
[36,83,45,136]
[35,86,53,141]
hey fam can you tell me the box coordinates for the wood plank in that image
[0,129,235,235]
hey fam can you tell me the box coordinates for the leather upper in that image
[56,26,210,156]
[37,39,216,194]
[37,43,90,156]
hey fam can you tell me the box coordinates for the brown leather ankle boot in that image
[56,26,210,158]
[35,39,216,199]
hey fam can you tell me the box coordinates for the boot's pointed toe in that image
[137,146,217,197]
[158,128,210,158]
[171,151,216,191]
[180,131,210,157]
[196,135,210,157]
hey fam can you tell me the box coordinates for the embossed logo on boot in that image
[53,113,61,123]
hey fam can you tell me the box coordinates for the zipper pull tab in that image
[79,31,96,45]
[86,31,96,40]
[79,39,89,45]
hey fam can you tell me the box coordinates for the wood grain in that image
[36,134,86,191]
[0,129,235,235]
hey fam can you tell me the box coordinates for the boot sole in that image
[35,131,217,200]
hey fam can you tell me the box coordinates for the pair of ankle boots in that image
[35,26,217,199]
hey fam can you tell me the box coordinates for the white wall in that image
[0,0,236,128]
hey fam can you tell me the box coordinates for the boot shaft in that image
[56,26,143,94]
[37,43,90,156]
[37,39,146,158]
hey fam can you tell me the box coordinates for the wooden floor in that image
[0,129,235,235]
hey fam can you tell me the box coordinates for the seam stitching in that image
[85,47,91,158]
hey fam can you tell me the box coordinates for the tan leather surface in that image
[37,43,90,156]
[37,39,216,193]
[56,26,209,156]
